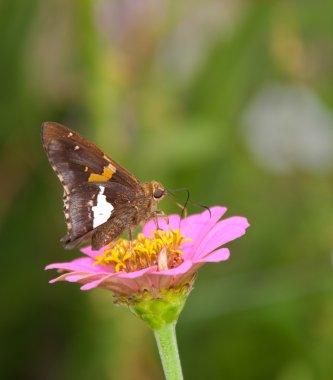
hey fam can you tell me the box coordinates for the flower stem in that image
[153,322,183,380]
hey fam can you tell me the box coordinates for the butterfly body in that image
[41,122,166,250]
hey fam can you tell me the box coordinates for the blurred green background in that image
[1,0,333,379]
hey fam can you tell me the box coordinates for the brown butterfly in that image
[41,122,166,250]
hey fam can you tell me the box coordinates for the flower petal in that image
[48,271,90,283]
[152,260,193,276]
[194,216,250,259]
[193,248,230,263]
[180,206,227,259]
[45,257,111,273]
[80,245,107,258]
[80,274,114,290]
[116,266,157,278]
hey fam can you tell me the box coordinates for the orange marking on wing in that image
[88,164,116,182]
[102,165,115,178]
[88,173,108,182]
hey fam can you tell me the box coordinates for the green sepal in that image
[113,274,195,329]
[129,291,188,330]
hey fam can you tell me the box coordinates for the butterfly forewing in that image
[41,122,142,192]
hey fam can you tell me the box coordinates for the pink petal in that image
[103,277,141,293]
[180,206,227,259]
[149,274,175,290]
[65,274,86,282]
[45,257,106,273]
[67,272,109,282]
[80,245,107,258]
[80,274,114,290]
[116,273,154,293]
[142,220,157,237]
[61,272,115,288]
[48,271,89,283]
[194,217,250,259]
[142,214,181,237]
[151,260,193,276]
[181,206,227,234]
[193,248,230,263]
[116,266,157,278]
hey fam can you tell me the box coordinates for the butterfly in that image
[41,122,166,250]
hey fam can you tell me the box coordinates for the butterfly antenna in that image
[187,200,212,218]
[167,189,190,219]
[168,188,212,219]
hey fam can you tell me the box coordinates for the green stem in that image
[153,322,183,380]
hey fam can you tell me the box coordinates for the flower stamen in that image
[94,229,191,273]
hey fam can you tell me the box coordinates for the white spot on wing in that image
[92,186,114,228]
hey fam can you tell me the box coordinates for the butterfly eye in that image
[153,188,164,199]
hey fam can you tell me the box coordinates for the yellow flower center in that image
[93,229,191,273]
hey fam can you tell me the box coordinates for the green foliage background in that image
[1,1,333,379]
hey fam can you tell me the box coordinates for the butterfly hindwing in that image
[62,181,139,249]
[91,205,139,250]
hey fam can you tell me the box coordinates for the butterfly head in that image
[152,181,167,200]
[143,181,166,202]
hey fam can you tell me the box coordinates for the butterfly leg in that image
[128,228,133,254]
[152,211,170,248]
[124,227,133,270]
[153,210,169,230]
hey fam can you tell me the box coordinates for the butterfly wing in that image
[41,121,141,192]
[41,122,144,248]
[61,182,139,249]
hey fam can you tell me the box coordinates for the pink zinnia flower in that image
[46,206,249,299]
